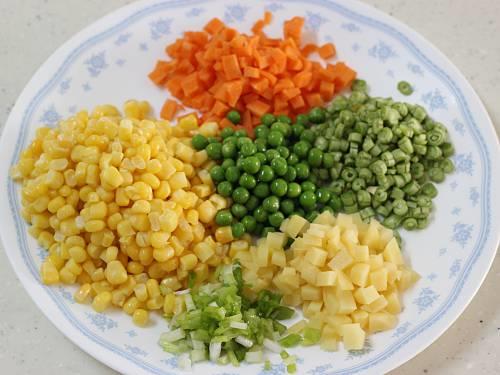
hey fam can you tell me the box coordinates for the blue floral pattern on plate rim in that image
[1,0,498,374]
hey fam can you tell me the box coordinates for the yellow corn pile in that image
[11,100,232,325]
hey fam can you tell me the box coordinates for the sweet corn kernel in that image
[105,260,128,285]
[41,261,60,284]
[123,296,140,315]
[92,291,112,312]
[132,309,149,327]
[180,253,198,271]
[74,283,91,303]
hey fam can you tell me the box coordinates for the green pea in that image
[280,199,295,215]
[270,179,288,197]
[263,196,280,213]
[237,137,252,149]
[299,190,317,209]
[271,157,288,176]
[295,163,310,180]
[271,122,291,136]
[261,113,276,126]
[266,149,280,162]
[191,134,208,150]
[234,129,247,138]
[293,141,311,159]
[231,222,245,238]
[291,123,305,138]
[227,110,241,124]
[328,195,343,211]
[268,130,284,147]
[210,166,225,182]
[215,209,233,226]
[277,146,290,159]
[254,182,270,198]
[245,196,260,211]
[254,139,267,153]
[254,206,269,223]
[308,148,324,167]
[206,142,222,160]
[277,114,292,124]
[232,187,250,204]
[217,181,233,197]
[269,212,285,228]
[257,165,275,182]
[242,156,261,174]
[241,216,257,232]
[221,142,237,158]
[316,188,331,204]
[231,203,248,219]
[225,166,240,183]
[207,136,219,144]
[301,181,316,192]
[308,107,326,124]
[287,182,301,198]
[220,127,234,139]
[287,153,299,165]
[254,125,270,139]
[296,114,309,125]
[241,142,257,156]
[255,152,267,164]
[284,166,297,182]
[239,173,256,189]
[300,129,316,144]
[221,159,235,170]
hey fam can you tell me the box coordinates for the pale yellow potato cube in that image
[304,300,323,318]
[255,244,270,267]
[378,226,395,250]
[285,215,309,238]
[369,254,384,270]
[340,323,366,350]
[354,285,380,305]
[351,310,369,329]
[328,248,354,271]
[336,213,353,229]
[341,228,359,250]
[398,266,420,290]
[326,226,341,256]
[384,262,399,285]
[283,293,302,307]
[313,211,335,225]
[315,271,337,287]
[302,233,323,247]
[384,291,402,314]
[351,245,370,262]
[279,218,289,233]
[258,266,275,281]
[305,247,328,267]
[266,232,287,249]
[272,276,294,295]
[361,295,388,313]
[301,284,322,300]
[368,311,397,332]
[350,263,371,287]
[383,238,403,265]
[282,267,297,276]
[337,270,355,291]
[326,314,352,331]
[323,288,340,314]
[299,262,319,285]
[337,290,357,315]
[370,267,389,291]
[360,220,380,249]
[320,325,339,351]
[271,249,286,267]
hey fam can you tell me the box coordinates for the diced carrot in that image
[292,71,312,88]
[160,99,179,120]
[330,62,357,91]
[301,43,317,57]
[221,54,242,80]
[250,78,269,93]
[243,66,260,78]
[181,73,202,97]
[259,70,277,86]
[290,95,305,110]
[273,78,294,94]
[247,99,271,117]
[204,18,225,35]
[226,80,244,107]
[283,16,305,44]
[282,87,301,101]
[318,42,336,59]
[220,117,235,129]
[211,100,230,117]
[148,60,170,85]
[305,93,323,107]
[320,81,335,101]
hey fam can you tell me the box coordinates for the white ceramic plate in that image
[1,0,499,374]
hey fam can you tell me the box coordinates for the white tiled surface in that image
[0,0,498,374]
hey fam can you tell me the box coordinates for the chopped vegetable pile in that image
[149,12,356,130]
[159,263,296,369]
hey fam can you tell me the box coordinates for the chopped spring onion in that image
[283,354,297,366]
[230,321,248,330]
[160,328,185,343]
[190,349,206,363]
[191,339,205,350]
[279,333,302,348]
[178,353,192,370]
[245,350,264,363]
[184,294,195,311]
[235,336,254,348]
[209,342,222,362]
[263,338,282,353]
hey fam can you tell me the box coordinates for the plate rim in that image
[1,0,498,374]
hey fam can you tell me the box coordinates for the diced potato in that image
[299,262,319,285]
[305,247,328,267]
[398,266,420,291]
[378,226,395,250]
[384,291,402,314]
[320,325,339,351]
[313,211,335,225]
[301,284,321,301]
[328,248,354,271]
[337,290,357,315]
[383,238,403,265]
[266,232,287,249]
[368,312,397,332]
[326,226,341,256]
[384,262,398,285]
[360,221,380,249]
[354,285,380,305]
[340,323,365,350]
[336,213,353,229]
[337,270,354,291]
[369,267,388,291]
[315,271,337,287]
[271,249,286,267]
[302,233,323,247]
[280,273,300,290]
[255,244,269,267]
[350,263,370,287]
[369,254,384,270]
[361,295,388,313]
[323,288,340,314]
[326,315,352,331]
[351,245,370,262]
[285,215,309,238]
[304,300,323,318]
[341,228,358,250]
[351,310,369,329]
